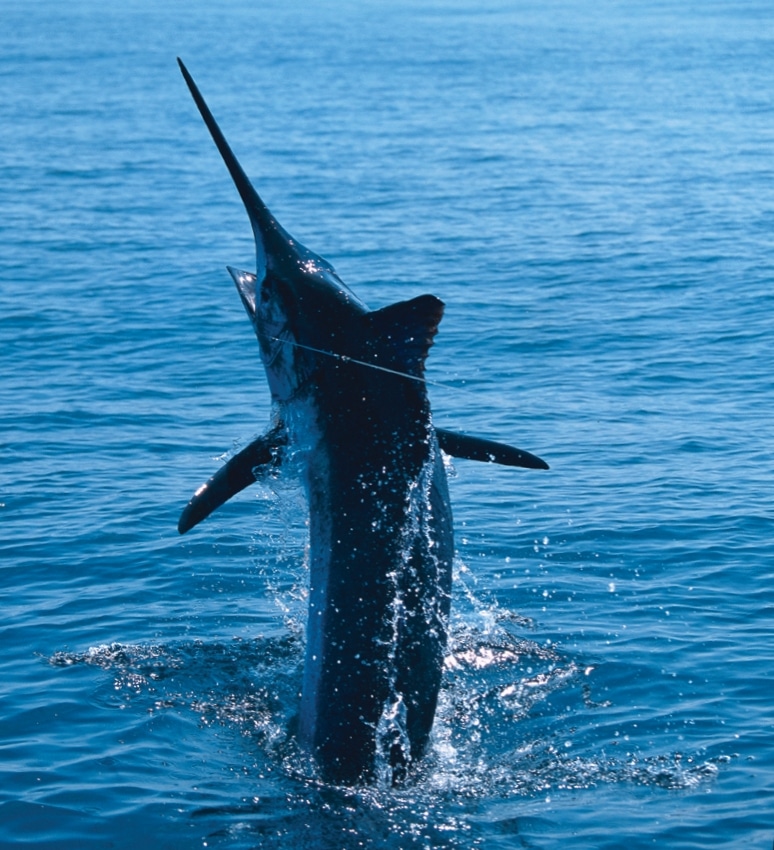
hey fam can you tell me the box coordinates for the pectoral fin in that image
[178,423,287,534]
[436,428,548,470]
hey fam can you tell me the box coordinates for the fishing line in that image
[260,331,484,399]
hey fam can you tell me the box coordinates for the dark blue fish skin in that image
[176,59,546,785]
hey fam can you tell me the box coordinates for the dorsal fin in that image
[363,294,444,378]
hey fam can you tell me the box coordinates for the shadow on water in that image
[49,586,726,850]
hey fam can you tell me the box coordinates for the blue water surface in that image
[2,1,773,847]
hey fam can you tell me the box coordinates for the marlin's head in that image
[178,59,369,401]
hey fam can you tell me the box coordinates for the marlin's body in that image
[177,60,547,785]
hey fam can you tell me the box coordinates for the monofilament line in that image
[261,332,481,398]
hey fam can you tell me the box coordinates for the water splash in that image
[47,607,724,804]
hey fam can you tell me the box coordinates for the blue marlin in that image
[176,59,548,785]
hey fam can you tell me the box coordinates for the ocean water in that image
[2,0,773,847]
